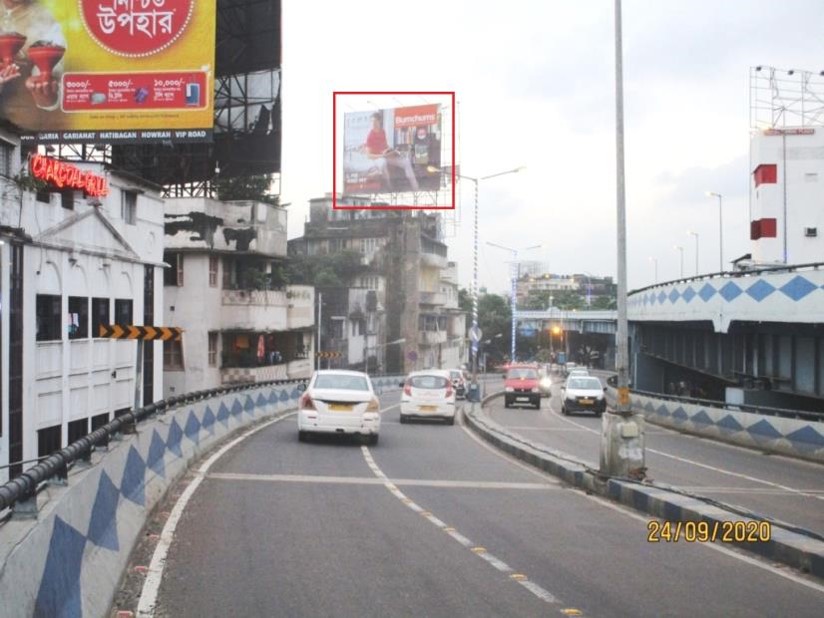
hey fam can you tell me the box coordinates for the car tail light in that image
[299,393,316,411]
[366,397,380,412]
[403,382,412,396]
[445,383,453,398]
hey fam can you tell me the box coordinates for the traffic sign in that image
[98,324,182,341]
[469,325,483,343]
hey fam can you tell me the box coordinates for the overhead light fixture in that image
[755,66,762,71]
[788,69,795,76]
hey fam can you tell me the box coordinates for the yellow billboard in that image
[0,0,215,143]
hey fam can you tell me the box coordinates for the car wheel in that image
[298,431,308,442]
[534,400,541,410]
[399,414,408,424]
[367,434,379,446]
[446,416,455,426]
[504,397,511,408]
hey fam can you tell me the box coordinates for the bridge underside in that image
[632,321,824,412]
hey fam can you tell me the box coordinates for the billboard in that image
[0,0,215,144]
[342,103,442,195]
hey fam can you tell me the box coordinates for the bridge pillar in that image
[599,411,645,478]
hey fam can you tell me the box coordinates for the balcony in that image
[221,289,288,331]
[419,291,446,306]
[419,330,447,345]
[287,285,314,329]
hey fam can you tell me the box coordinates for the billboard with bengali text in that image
[0,0,215,144]
[342,103,442,195]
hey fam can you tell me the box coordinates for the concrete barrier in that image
[463,400,824,579]
[0,375,403,618]
[605,387,824,464]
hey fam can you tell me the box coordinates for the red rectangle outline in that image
[332,91,456,210]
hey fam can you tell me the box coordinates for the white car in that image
[561,375,607,416]
[568,368,590,378]
[399,370,457,425]
[297,370,381,445]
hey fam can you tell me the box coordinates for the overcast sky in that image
[281,0,824,295]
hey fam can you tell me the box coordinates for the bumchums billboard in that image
[343,104,442,195]
[0,0,215,144]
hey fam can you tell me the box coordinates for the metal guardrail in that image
[0,377,309,513]
[604,376,823,422]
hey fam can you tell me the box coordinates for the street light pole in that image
[688,231,699,276]
[601,0,645,479]
[487,241,541,363]
[674,245,684,278]
[707,192,723,271]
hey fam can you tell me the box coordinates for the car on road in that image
[297,370,381,444]
[504,364,541,409]
[561,375,607,416]
[448,368,467,399]
[400,370,457,424]
[568,367,590,378]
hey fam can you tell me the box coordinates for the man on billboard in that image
[0,0,66,112]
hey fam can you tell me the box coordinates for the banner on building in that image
[0,0,215,144]
[342,104,442,195]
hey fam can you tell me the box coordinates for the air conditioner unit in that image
[804,227,817,237]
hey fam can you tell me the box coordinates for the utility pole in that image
[600,0,645,479]
[316,292,322,372]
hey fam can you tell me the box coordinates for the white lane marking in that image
[136,413,293,617]
[550,409,824,502]
[208,471,563,490]
[361,446,565,609]
[475,402,824,596]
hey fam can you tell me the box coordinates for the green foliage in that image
[591,295,617,310]
[458,287,472,314]
[287,250,365,287]
[214,174,280,205]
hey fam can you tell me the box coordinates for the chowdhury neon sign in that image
[29,154,110,198]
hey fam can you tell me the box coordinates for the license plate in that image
[516,397,529,401]
[579,399,593,405]
[328,403,353,412]
[419,405,437,412]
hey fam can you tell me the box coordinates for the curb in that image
[464,399,824,579]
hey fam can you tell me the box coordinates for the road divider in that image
[464,396,824,580]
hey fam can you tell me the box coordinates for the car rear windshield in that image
[507,368,538,380]
[314,374,370,391]
[568,378,601,390]
[410,375,450,389]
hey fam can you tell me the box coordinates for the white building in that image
[749,127,824,265]
[0,129,164,481]
[162,197,313,397]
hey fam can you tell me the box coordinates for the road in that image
[486,373,824,537]
[148,388,824,617]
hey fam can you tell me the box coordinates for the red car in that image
[503,364,541,409]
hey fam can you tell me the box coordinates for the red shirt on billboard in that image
[79,0,195,57]
[365,127,389,155]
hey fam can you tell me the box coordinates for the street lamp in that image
[687,230,699,276]
[444,166,525,398]
[486,241,541,363]
[673,244,684,279]
[706,191,723,272]
[648,256,658,284]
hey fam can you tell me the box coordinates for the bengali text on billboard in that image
[343,104,442,195]
[0,0,215,144]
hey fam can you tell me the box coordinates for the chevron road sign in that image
[98,324,183,341]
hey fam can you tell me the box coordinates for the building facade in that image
[289,194,466,374]
[162,197,313,397]
[1,129,164,481]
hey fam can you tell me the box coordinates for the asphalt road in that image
[486,374,824,537]
[151,389,824,617]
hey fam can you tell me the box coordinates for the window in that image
[92,298,110,337]
[91,412,110,447]
[121,190,137,224]
[67,418,88,444]
[0,139,13,177]
[114,299,133,325]
[209,255,219,287]
[164,339,184,370]
[36,294,62,341]
[38,425,62,459]
[36,188,51,203]
[163,252,183,286]
[208,332,218,367]
[61,190,74,210]
[68,296,89,339]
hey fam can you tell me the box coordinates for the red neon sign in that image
[29,155,109,197]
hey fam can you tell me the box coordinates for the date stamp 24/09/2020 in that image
[647,520,772,543]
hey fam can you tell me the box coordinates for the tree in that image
[286,250,366,286]
[592,295,617,310]
[458,287,472,314]
[214,174,280,205]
